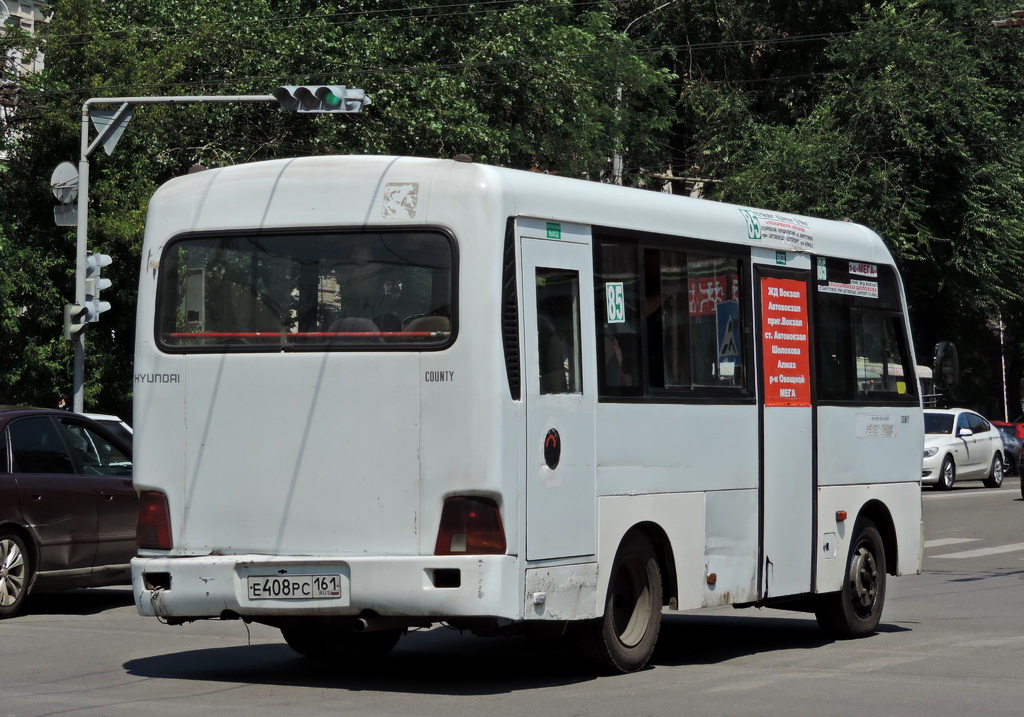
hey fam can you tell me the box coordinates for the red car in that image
[991,421,1024,493]
[0,406,135,618]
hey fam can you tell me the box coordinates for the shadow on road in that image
[21,587,134,617]
[122,611,908,694]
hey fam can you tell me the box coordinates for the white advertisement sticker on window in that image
[849,262,878,278]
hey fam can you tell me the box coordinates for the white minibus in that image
[132,155,923,673]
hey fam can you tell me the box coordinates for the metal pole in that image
[70,94,274,414]
[72,104,90,414]
[67,90,366,412]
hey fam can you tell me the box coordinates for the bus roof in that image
[147,155,895,265]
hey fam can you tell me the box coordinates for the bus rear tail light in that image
[137,491,173,550]
[434,496,506,555]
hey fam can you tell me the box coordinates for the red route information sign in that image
[760,277,811,407]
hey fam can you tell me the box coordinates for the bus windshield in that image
[156,230,454,351]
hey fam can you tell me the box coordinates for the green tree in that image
[657,0,1024,413]
[1,0,672,416]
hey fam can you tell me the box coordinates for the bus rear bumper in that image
[132,553,521,622]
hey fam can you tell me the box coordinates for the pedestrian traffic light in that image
[272,85,371,113]
[64,303,88,340]
[84,251,112,322]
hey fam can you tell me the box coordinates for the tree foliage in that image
[1,0,672,416]
[3,0,1024,416]
[666,1,1024,412]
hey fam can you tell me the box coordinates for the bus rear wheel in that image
[575,532,662,673]
[281,623,403,662]
[815,519,886,639]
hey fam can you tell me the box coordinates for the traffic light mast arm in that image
[72,94,283,414]
[70,87,370,413]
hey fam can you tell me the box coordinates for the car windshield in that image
[94,420,132,447]
[924,413,954,435]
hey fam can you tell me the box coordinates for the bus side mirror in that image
[933,341,959,392]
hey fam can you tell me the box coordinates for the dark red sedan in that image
[0,406,135,618]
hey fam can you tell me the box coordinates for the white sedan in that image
[922,408,1004,490]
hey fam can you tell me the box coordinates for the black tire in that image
[815,519,887,639]
[0,533,30,619]
[575,532,662,673]
[281,624,403,662]
[983,453,1004,488]
[936,455,955,490]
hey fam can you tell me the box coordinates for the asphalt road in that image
[1,478,1022,717]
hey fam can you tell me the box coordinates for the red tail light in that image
[434,496,506,555]
[137,491,173,550]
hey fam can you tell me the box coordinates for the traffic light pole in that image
[70,89,370,413]
[71,95,278,413]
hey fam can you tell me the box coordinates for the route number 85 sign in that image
[605,282,626,324]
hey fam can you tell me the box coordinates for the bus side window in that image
[814,260,915,402]
[595,240,642,394]
[536,268,582,395]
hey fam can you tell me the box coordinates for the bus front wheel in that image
[815,519,887,639]
[575,532,662,673]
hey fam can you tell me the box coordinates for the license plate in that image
[247,574,343,600]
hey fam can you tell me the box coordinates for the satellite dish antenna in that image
[0,2,10,25]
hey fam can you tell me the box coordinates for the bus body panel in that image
[520,235,598,561]
[134,554,521,620]
[177,352,422,556]
[523,562,599,620]
[816,407,925,489]
[596,493,707,612]
[595,404,759,495]
[134,156,518,562]
[703,489,760,606]
[816,482,923,586]
[131,156,922,645]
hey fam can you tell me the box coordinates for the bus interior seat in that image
[329,316,381,340]
[538,316,571,393]
[404,316,450,334]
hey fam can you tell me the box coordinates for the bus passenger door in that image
[522,236,597,562]
[756,264,814,598]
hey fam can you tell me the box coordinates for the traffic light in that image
[272,85,371,113]
[64,304,88,340]
[84,251,112,322]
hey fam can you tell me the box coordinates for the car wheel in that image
[574,532,662,673]
[0,533,30,619]
[281,624,403,662]
[937,455,955,490]
[815,519,887,639]
[983,453,1004,488]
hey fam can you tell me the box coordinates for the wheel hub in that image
[850,546,877,610]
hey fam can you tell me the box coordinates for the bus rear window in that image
[156,230,454,351]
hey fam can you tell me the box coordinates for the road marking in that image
[924,538,980,548]
[923,485,1021,499]
[929,542,1024,559]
